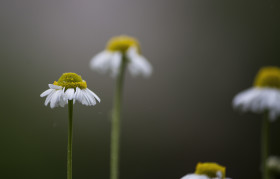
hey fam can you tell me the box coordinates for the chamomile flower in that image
[40,72,100,108]
[90,35,152,77]
[233,66,280,121]
[181,162,231,179]
[40,72,100,179]
[233,66,280,179]
[90,35,152,179]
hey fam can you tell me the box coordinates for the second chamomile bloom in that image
[233,67,280,121]
[90,35,152,77]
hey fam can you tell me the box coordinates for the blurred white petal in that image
[110,52,122,77]
[127,47,152,77]
[233,87,280,121]
[90,46,152,78]
[181,174,210,179]
[90,51,115,74]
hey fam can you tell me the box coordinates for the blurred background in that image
[1,0,280,178]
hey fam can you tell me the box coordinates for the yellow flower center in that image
[195,162,226,178]
[106,35,141,54]
[53,72,87,90]
[254,66,280,89]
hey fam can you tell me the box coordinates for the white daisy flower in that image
[233,67,280,121]
[90,35,153,77]
[40,72,100,108]
[181,162,231,179]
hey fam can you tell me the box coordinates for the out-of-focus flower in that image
[40,72,100,108]
[90,35,152,77]
[181,162,231,179]
[233,66,280,121]
[267,156,280,174]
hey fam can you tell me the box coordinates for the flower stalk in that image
[67,100,73,179]
[262,111,270,179]
[110,56,127,179]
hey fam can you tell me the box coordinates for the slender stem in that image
[68,100,73,179]
[261,112,270,179]
[110,56,127,179]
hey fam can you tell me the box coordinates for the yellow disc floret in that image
[195,162,226,178]
[53,72,87,90]
[254,66,280,89]
[106,35,141,54]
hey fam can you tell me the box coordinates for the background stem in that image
[110,57,127,179]
[68,100,73,179]
[261,112,270,179]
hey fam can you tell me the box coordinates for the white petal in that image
[65,88,75,100]
[56,90,66,107]
[50,90,64,108]
[72,87,100,106]
[50,90,59,108]
[85,89,97,106]
[44,89,56,106]
[80,92,89,106]
[40,89,53,97]
[74,87,83,103]
[81,89,94,106]
[49,84,62,90]
[181,174,210,179]
[90,51,114,73]
[233,88,263,112]
[85,88,101,103]
[110,52,122,77]
[233,87,280,121]
[216,171,222,178]
[59,95,68,107]
[59,89,68,107]
[126,47,152,77]
[41,86,67,108]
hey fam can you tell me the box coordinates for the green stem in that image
[68,100,73,179]
[110,57,127,179]
[261,112,270,179]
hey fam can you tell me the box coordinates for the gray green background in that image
[1,0,280,178]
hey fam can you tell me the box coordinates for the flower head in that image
[40,72,100,108]
[233,66,280,121]
[106,36,141,54]
[181,162,230,179]
[254,67,280,89]
[90,35,152,77]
